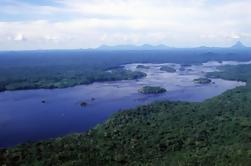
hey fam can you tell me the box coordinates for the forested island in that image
[1,63,251,165]
[138,86,167,94]
[80,101,88,107]
[193,78,212,84]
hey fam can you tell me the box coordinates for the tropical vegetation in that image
[139,86,167,94]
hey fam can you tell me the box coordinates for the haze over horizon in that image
[0,0,251,50]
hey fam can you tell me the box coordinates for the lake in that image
[0,61,248,147]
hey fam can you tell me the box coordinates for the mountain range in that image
[97,41,249,50]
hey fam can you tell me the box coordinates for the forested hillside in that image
[1,63,251,165]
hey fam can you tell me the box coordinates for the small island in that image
[138,86,167,94]
[80,101,88,107]
[194,78,212,84]
[136,65,150,69]
[160,66,176,73]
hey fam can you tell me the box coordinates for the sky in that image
[0,0,251,50]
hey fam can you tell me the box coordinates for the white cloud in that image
[0,0,251,50]
[14,33,25,41]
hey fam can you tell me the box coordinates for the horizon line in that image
[0,42,249,52]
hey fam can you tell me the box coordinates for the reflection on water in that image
[0,61,247,147]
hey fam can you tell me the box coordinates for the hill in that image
[231,41,247,49]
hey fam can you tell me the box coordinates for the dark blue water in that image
[0,62,246,147]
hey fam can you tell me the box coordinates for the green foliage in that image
[208,64,251,83]
[0,68,146,92]
[193,78,212,84]
[138,86,167,94]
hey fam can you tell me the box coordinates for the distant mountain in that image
[96,42,249,50]
[97,44,172,50]
[231,41,247,49]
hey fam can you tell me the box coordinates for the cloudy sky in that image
[0,0,251,50]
